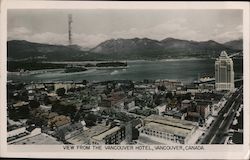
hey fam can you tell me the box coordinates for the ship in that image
[199,76,215,83]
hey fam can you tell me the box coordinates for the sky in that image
[8,9,243,48]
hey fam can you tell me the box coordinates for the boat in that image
[199,76,215,82]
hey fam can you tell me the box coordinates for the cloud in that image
[213,24,243,43]
[9,27,32,37]
[73,33,109,48]
[8,22,243,48]
[109,19,192,41]
[214,31,242,43]
[8,27,109,48]
[216,24,224,28]
[8,19,192,48]
[9,28,68,46]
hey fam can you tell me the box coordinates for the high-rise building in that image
[215,51,234,91]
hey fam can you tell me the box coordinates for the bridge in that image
[234,78,243,82]
[228,52,242,58]
[194,77,243,85]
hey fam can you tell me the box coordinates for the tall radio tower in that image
[68,14,73,46]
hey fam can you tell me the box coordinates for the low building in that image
[124,98,135,110]
[66,124,109,145]
[11,133,61,145]
[90,126,126,145]
[195,100,211,120]
[13,101,29,108]
[25,84,45,90]
[181,99,192,111]
[8,127,49,144]
[138,115,198,144]
[155,79,182,90]
[186,84,200,94]
[56,122,83,141]
[48,115,71,129]
[195,92,223,102]
[156,104,166,116]
[164,110,186,120]
[186,112,201,123]
[93,85,107,94]
[7,127,27,141]
[198,83,215,92]
[99,99,112,108]
[54,83,76,93]
[185,100,212,124]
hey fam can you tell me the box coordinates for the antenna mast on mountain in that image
[68,14,73,46]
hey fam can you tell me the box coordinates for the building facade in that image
[138,115,198,144]
[215,51,234,91]
[90,126,126,145]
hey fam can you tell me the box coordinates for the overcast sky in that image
[8,9,243,48]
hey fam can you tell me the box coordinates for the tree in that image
[132,128,139,140]
[56,88,66,96]
[8,106,30,120]
[51,102,77,118]
[43,95,51,105]
[82,80,88,85]
[29,100,40,109]
[158,85,166,91]
[20,90,28,101]
[68,88,76,93]
[84,113,98,127]
[166,92,173,99]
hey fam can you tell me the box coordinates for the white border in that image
[0,0,249,159]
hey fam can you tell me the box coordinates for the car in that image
[223,113,228,117]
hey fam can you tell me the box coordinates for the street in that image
[201,86,243,144]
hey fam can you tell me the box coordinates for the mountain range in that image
[223,39,243,50]
[7,38,243,61]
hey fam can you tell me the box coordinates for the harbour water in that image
[7,58,243,83]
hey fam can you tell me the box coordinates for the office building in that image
[215,51,234,91]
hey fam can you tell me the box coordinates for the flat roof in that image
[145,122,190,137]
[13,101,29,107]
[92,126,121,141]
[144,115,197,131]
[67,125,109,144]
[12,133,61,145]
[138,135,164,145]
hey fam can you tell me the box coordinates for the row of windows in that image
[92,141,99,145]
[142,131,185,143]
[141,129,185,141]
[142,129,174,137]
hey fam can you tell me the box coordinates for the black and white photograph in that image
[0,0,249,159]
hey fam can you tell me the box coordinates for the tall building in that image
[215,51,234,91]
